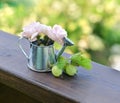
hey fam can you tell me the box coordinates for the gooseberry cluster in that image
[51,52,92,77]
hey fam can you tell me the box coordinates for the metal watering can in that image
[18,37,74,72]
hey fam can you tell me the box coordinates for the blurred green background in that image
[0,0,120,69]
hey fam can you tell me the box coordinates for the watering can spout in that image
[56,37,74,59]
[64,37,74,46]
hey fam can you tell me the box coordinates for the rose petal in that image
[31,32,39,41]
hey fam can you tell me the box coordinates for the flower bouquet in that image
[19,22,92,77]
[21,22,68,45]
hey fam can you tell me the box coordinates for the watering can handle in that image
[18,37,29,59]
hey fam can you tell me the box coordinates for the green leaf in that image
[70,52,82,66]
[56,56,68,70]
[79,57,92,70]
[70,52,92,70]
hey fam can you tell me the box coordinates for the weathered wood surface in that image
[0,30,120,103]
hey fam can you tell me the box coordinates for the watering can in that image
[18,37,74,72]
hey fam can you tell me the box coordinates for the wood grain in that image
[0,30,120,103]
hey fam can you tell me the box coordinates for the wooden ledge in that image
[0,30,120,103]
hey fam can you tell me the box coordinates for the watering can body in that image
[28,42,56,72]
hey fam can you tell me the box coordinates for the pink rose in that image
[45,26,57,42]
[47,24,67,44]
[52,25,67,44]
[21,22,49,41]
[21,22,41,41]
